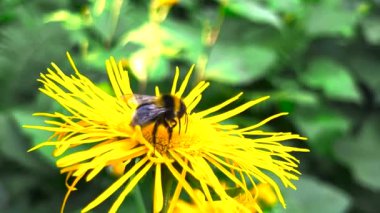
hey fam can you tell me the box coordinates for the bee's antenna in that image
[185,113,188,133]
[178,117,181,134]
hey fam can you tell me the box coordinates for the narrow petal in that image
[106,59,122,98]
[167,163,187,213]
[66,52,80,74]
[153,164,163,213]
[112,57,126,96]
[109,161,154,213]
[56,142,124,167]
[204,96,270,123]
[61,173,84,213]
[195,92,243,118]
[175,65,194,97]
[118,61,133,95]
[85,163,105,181]
[170,67,180,95]
[203,153,251,193]
[82,156,149,212]
[155,86,161,96]
[186,94,202,114]
[164,162,203,207]
[232,112,289,133]
[183,81,209,107]
[199,181,213,202]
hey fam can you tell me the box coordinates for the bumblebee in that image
[128,94,188,146]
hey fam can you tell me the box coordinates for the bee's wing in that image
[121,94,157,107]
[132,103,167,126]
[133,94,157,104]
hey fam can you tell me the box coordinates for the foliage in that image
[1,0,379,212]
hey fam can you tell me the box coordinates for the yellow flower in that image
[234,183,278,212]
[173,189,251,213]
[254,183,278,207]
[173,183,278,213]
[26,53,309,213]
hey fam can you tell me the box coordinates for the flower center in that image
[141,122,183,153]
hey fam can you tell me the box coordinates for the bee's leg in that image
[170,119,178,141]
[152,120,160,152]
[168,126,173,143]
[171,119,177,129]
[163,119,175,143]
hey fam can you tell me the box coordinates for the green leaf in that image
[0,112,53,171]
[362,16,380,45]
[0,14,71,108]
[90,0,134,43]
[12,110,56,164]
[206,44,276,85]
[283,90,319,106]
[293,106,351,155]
[301,58,361,103]
[283,175,351,213]
[350,54,380,104]
[128,50,171,82]
[147,56,170,81]
[223,0,282,28]
[84,46,131,71]
[44,10,84,30]
[268,0,303,14]
[270,77,320,106]
[304,5,358,38]
[334,114,380,190]
[161,19,203,61]
[0,182,9,208]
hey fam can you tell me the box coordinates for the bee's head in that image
[160,94,187,119]
[176,99,187,118]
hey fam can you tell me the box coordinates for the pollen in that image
[140,119,193,154]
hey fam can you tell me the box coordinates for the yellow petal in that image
[82,156,149,212]
[170,67,180,95]
[175,65,194,97]
[109,161,154,213]
[153,164,163,213]
[204,96,270,123]
[195,92,243,118]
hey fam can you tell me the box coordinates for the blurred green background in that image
[1,0,380,212]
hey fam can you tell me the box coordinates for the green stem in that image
[161,166,175,213]
[132,184,147,213]
[196,4,225,82]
